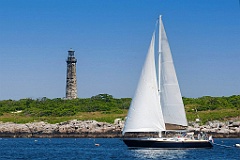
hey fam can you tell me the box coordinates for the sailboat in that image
[122,16,213,149]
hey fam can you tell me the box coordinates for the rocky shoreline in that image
[0,119,239,138]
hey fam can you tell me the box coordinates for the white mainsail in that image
[159,17,187,127]
[122,32,166,134]
[123,16,187,135]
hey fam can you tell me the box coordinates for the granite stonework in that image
[0,119,239,138]
[65,49,77,99]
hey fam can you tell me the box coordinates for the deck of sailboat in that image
[123,137,209,142]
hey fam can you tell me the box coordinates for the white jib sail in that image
[159,17,188,127]
[122,32,166,135]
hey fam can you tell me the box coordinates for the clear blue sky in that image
[0,0,239,100]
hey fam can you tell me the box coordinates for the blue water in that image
[0,138,239,160]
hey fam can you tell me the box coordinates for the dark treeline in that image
[0,94,239,122]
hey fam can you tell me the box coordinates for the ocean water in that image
[0,138,239,160]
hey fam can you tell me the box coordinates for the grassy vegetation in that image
[186,109,240,124]
[0,94,239,124]
[183,95,240,124]
[0,111,128,124]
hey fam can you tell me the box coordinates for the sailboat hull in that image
[123,138,213,149]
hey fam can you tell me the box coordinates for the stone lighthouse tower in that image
[65,48,77,99]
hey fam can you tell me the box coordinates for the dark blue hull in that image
[123,138,213,149]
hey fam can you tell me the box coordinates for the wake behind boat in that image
[122,15,213,149]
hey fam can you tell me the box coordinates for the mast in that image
[158,15,163,137]
[158,15,162,93]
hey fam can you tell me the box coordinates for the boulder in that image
[232,121,240,127]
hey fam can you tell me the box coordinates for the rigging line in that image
[212,142,235,148]
[155,17,159,31]
[151,19,158,38]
